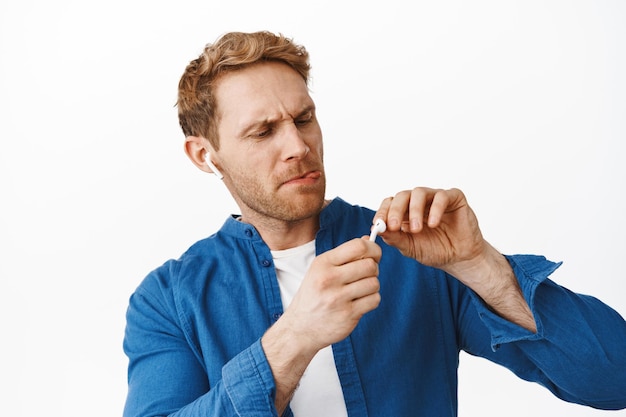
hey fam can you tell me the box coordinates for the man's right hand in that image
[261,237,382,412]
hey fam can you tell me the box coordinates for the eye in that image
[250,127,273,140]
[295,112,313,126]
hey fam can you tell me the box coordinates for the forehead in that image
[214,61,313,128]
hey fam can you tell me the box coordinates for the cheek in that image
[230,158,274,188]
[306,130,324,158]
[312,141,324,162]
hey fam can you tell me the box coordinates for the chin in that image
[277,189,326,221]
[235,180,326,223]
[288,196,326,219]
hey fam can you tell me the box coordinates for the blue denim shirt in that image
[123,198,626,417]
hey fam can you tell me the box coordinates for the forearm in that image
[261,316,319,414]
[462,254,626,409]
[521,278,626,409]
[124,287,281,417]
[125,338,280,417]
[447,242,536,332]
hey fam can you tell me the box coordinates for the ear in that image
[184,135,214,174]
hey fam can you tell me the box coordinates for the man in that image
[123,31,626,417]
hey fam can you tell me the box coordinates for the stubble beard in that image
[231,171,327,225]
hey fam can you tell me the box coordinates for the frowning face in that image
[212,61,326,225]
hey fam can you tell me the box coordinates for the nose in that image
[280,123,310,161]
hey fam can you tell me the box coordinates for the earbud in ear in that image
[369,218,387,241]
[205,153,224,180]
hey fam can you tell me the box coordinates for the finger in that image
[338,256,380,285]
[343,273,380,301]
[373,196,393,229]
[425,189,450,227]
[408,187,432,232]
[348,279,381,314]
[385,191,411,232]
[427,188,464,227]
[324,238,382,267]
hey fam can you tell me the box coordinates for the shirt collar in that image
[217,197,350,241]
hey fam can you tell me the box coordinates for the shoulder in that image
[320,197,376,237]
[129,230,229,301]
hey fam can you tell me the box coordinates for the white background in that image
[1,1,625,416]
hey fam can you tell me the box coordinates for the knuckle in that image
[366,258,379,274]
[370,277,381,292]
[357,257,377,277]
[316,272,337,290]
[371,292,382,307]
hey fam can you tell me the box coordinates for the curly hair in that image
[176,31,311,149]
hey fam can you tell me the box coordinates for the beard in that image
[227,163,327,224]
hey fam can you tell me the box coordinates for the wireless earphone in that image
[205,153,224,180]
[369,218,387,241]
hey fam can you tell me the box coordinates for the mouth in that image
[282,170,322,186]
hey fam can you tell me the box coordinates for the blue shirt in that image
[123,198,626,417]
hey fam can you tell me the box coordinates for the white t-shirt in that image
[271,241,348,417]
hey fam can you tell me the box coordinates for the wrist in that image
[444,241,501,288]
[261,315,320,411]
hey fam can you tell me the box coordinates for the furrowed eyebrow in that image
[237,105,316,138]
[238,119,273,138]
[296,105,315,117]
[291,106,316,123]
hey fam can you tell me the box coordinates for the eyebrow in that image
[237,104,315,138]
[237,119,271,139]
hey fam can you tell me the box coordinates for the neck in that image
[244,214,319,251]
[239,200,330,250]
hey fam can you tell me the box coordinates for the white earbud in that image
[205,153,224,180]
[369,218,387,241]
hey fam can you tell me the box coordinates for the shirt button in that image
[245,229,253,237]
[262,259,272,267]
[273,313,282,320]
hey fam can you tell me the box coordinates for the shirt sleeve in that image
[123,276,279,417]
[460,254,626,410]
